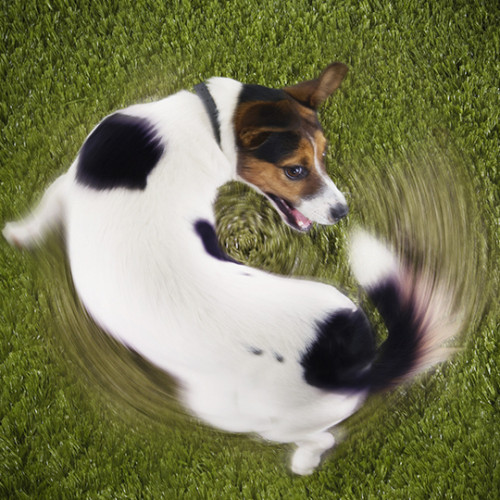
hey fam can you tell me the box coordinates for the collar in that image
[194,82,222,147]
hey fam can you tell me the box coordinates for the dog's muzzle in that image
[329,203,349,223]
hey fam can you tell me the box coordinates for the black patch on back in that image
[254,131,301,164]
[194,220,240,264]
[301,309,376,391]
[239,84,289,104]
[76,113,164,190]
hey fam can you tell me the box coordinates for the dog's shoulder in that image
[73,91,203,192]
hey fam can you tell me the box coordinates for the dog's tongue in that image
[291,207,312,231]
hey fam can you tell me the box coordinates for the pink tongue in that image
[290,207,312,230]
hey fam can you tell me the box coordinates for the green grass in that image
[1,0,498,498]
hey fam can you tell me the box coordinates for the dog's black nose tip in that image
[330,204,349,222]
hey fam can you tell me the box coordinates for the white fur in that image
[4,78,394,474]
[297,181,347,224]
[295,136,348,224]
[349,230,399,288]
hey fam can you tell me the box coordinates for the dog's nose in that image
[330,204,349,222]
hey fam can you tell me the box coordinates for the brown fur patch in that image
[283,62,348,109]
[236,97,329,203]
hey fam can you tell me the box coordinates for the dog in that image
[3,63,459,474]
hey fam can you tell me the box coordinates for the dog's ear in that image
[235,100,300,149]
[284,62,348,109]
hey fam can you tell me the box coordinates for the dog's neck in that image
[148,78,243,229]
[197,77,243,176]
[194,83,222,147]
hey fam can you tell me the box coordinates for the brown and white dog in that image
[3,63,458,474]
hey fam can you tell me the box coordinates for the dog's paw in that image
[291,433,335,475]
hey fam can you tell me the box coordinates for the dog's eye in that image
[284,166,308,180]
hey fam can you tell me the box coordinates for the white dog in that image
[3,63,459,474]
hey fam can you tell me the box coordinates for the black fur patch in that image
[301,309,376,390]
[194,220,240,264]
[364,278,421,391]
[76,113,164,190]
[254,131,301,164]
[239,84,289,104]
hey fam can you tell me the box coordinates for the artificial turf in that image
[1,0,498,498]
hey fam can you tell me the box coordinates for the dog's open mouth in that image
[267,194,313,232]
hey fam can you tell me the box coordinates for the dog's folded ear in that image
[284,62,349,109]
[235,100,300,149]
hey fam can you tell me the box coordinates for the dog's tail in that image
[349,230,461,392]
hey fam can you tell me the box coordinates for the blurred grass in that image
[1,0,498,498]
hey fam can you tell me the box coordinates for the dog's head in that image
[234,63,349,232]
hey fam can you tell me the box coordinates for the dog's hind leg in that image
[291,432,335,475]
[3,173,69,249]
